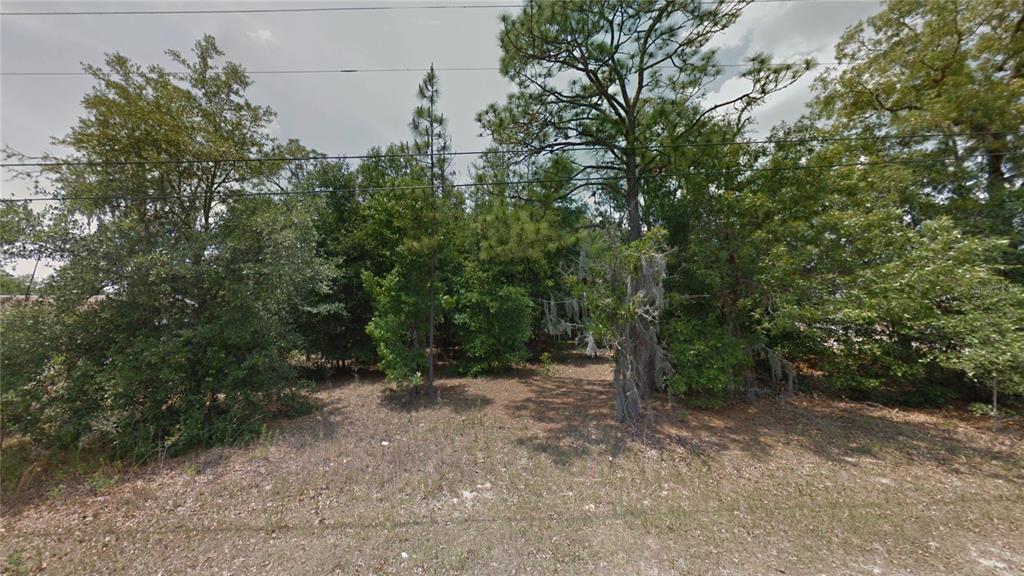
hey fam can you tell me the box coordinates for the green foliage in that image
[297,162,378,363]
[0,270,32,294]
[664,315,750,403]
[363,267,430,384]
[481,0,809,240]
[4,0,1024,472]
[3,549,30,576]
[970,403,994,418]
[5,198,320,459]
[0,303,57,435]
[472,194,576,287]
[467,155,584,350]
[750,139,1024,399]
[361,68,468,386]
[1,37,320,460]
[87,470,117,494]
[815,0,1023,272]
[539,352,554,377]
[651,91,1024,405]
[571,227,670,344]
[449,265,534,375]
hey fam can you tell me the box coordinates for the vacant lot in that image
[2,356,1023,575]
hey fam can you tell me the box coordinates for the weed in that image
[47,483,65,500]
[539,352,554,377]
[88,470,116,493]
[968,402,1015,418]
[253,423,280,459]
[4,550,28,576]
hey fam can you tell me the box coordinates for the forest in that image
[2,1,1023,573]
[1,0,1022,467]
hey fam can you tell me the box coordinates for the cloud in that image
[704,75,753,108]
[246,29,278,45]
[699,1,883,135]
[260,119,281,136]
[709,2,881,61]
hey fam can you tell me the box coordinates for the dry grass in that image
[2,355,1023,575]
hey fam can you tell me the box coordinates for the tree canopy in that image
[2,1,1022,459]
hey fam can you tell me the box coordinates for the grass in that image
[86,470,117,494]
[3,549,29,576]
[1,355,1022,575]
[0,438,123,511]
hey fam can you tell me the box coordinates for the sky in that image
[0,0,883,276]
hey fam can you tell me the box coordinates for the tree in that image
[447,262,536,375]
[411,65,455,392]
[0,270,32,295]
[735,121,1024,405]
[1,36,321,459]
[363,69,464,391]
[468,152,584,295]
[571,226,673,424]
[479,0,809,423]
[297,161,380,365]
[479,0,809,241]
[814,0,1023,268]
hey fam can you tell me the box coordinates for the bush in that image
[1,39,323,462]
[2,198,320,461]
[664,315,750,404]
[0,302,58,437]
[362,266,431,384]
[449,266,534,375]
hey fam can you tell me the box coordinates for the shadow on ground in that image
[498,356,1022,481]
[508,370,630,466]
[660,397,1024,482]
[378,382,495,414]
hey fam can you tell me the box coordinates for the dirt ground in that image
[2,355,1023,575]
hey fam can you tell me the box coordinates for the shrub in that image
[539,352,554,377]
[1,38,321,461]
[363,267,431,383]
[664,315,750,404]
[2,198,319,461]
[0,302,57,437]
[449,266,534,375]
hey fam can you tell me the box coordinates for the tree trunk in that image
[613,251,668,428]
[425,92,437,397]
[985,131,1008,199]
[624,152,642,242]
[992,379,999,432]
[426,251,436,397]
[614,325,642,425]
[619,149,652,415]
[24,259,39,298]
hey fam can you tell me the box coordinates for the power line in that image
[0,1,888,17]
[3,130,1018,169]
[0,3,522,16]
[0,61,842,77]
[1,66,499,77]
[4,156,1015,204]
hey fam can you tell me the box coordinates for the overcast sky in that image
[1,0,882,276]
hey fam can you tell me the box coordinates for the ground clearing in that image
[2,355,1022,575]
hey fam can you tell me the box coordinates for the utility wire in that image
[0,62,841,77]
[2,67,500,77]
[4,156,1017,204]
[3,130,1019,169]
[0,1,891,17]
[0,3,522,16]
